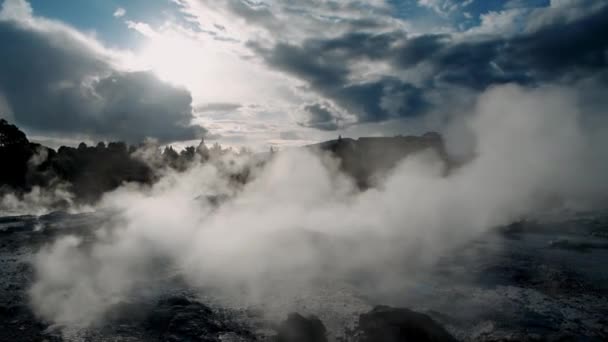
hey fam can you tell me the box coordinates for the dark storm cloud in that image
[426,39,527,89]
[253,41,347,87]
[314,31,400,60]
[426,3,608,88]
[93,72,203,142]
[393,34,447,68]
[251,2,608,128]
[503,6,608,78]
[300,103,339,131]
[0,20,204,143]
[252,37,429,127]
[332,78,427,122]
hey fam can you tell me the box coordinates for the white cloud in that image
[113,7,126,18]
[175,0,406,44]
[4,0,608,151]
[125,20,157,37]
[417,0,460,17]
[466,8,528,35]
[0,0,127,68]
[0,0,31,21]
[0,0,205,143]
[525,0,607,32]
[121,10,322,148]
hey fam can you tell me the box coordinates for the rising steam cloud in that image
[29,84,608,327]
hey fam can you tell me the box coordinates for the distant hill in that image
[309,133,449,187]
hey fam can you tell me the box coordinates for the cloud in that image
[177,0,397,44]
[418,0,457,16]
[67,0,606,145]
[524,0,607,32]
[3,0,606,147]
[125,20,157,38]
[246,1,608,128]
[252,36,428,124]
[113,7,126,18]
[0,0,204,143]
[468,8,528,35]
[92,71,205,142]
[300,103,340,131]
[195,102,242,113]
[0,0,31,20]
[279,131,303,140]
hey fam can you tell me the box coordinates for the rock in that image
[0,304,61,342]
[274,313,328,342]
[145,296,252,342]
[355,306,457,342]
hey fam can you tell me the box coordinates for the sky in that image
[0,0,606,150]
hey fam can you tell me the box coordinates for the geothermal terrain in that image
[3,0,608,340]
[0,210,607,341]
[2,120,608,341]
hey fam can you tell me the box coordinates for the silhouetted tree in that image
[0,119,28,148]
[180,146,196,162]
[0,119,42,190]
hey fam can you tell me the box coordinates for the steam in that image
[29,84,608,327]
[0,184,74,216]
[0,148,75,216]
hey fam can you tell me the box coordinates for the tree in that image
[163,146,179,161]
[0,119,28,148]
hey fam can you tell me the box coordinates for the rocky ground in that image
[0,211,607,341]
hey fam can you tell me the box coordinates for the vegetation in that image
[0,119,244,203]
[1,119,447,204]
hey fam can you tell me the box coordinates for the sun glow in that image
[139,34,202,87]
[132,26,294,106]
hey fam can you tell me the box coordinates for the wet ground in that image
[400,213,608,341]
[0,211,607,341]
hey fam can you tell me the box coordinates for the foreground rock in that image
[145,296,254,342]
[0,304,60,342]
[273,313,328,342]
[355,306,457,342]
[273,306,456,342]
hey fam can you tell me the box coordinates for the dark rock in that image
[0,304,61,342]
[355,306,457,342]
[145,296,252,342]
[274,313,328,342]
[548,239,608,252]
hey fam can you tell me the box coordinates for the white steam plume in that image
[29,84,608,327]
